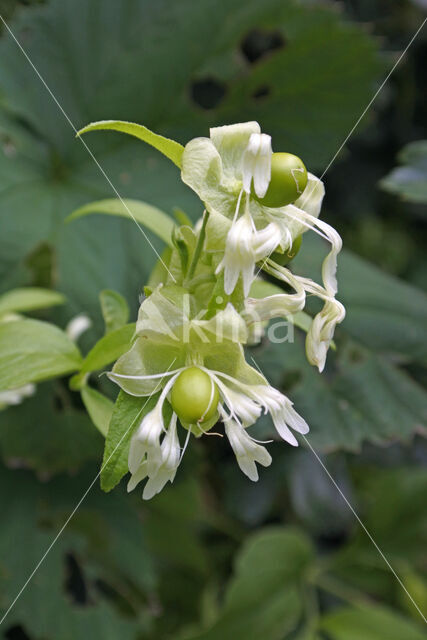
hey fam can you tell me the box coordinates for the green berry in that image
[271,235,303,266]
[171,367,220,424]
[256,152,308,208]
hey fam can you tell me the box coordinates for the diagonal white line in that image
[249,356,427,625]
[0,360,176,627]
[253,16,427,282]
[318,16,427,182]
[0,14,176,283]
[301,435,427,624]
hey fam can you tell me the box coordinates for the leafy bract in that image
[0,319,82,390]
[67,198,176,247]
[77,120,184,168]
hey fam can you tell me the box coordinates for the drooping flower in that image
[181,122,323,292]
[181,121,345,370]
[108,285,309,496]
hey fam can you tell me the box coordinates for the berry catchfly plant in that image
[72,119,345,499]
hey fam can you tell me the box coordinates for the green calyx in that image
[171,366,220,424]
[255,152,308,208]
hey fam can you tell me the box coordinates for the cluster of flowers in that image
[108,122,345,499]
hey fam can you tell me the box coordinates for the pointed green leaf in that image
[77,120,184,167]
[0,319,82,390]
[66,198,175,246]
[0,287,65,316]
[80,323,135,375]
[99,289,130,333]
[100,390,159,492]
[81,386,114,437]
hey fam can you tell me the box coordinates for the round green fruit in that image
[171,367,220,424]
[271,235,303,266]
[256,152,308,208]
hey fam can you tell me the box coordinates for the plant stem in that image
[186,210,209,282]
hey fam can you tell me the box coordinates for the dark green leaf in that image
[184,528,313,640]
[0,383,102,474]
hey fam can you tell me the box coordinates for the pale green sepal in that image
[77,120,184,167]
[109,338,185,396]
[193,303,248,344]
[66,198,175,247]
[204,342,265,387]
[210,121,260,179]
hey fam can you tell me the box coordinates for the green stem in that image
[186,210,209,282]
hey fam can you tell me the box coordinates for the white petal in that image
[127,461,148,492]
[252,134,272,198]
[225,419,272,481]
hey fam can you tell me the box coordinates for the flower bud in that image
[255,152,307,208]
[171,367,220,424]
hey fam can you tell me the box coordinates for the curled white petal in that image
[128,372,180,475]
[224,416,272,481]
[216,210,255,296]
[128,414,182,500]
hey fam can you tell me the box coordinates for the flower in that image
[223,414,272,481]
[181,122,324,294]
[181,121,344,369]
[107,285,310,495]
[128,414,181,500]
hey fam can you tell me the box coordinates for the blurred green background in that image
[0,0,426,638]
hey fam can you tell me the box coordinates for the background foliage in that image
[0,0,426,638]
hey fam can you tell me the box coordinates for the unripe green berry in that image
[271,235,303,266]
[256,152,308,208]
[171,367,220,424]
